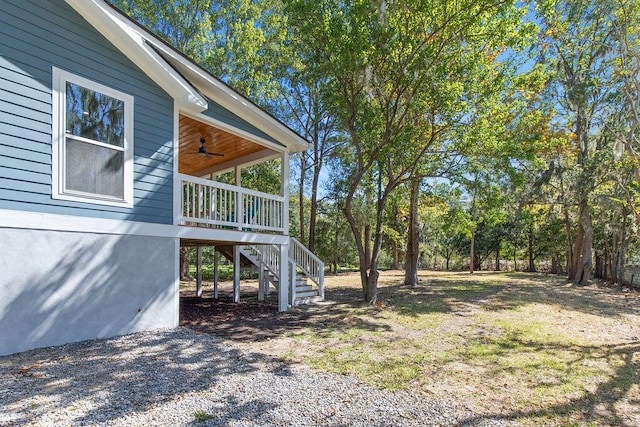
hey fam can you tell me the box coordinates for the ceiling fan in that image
[192,138,224,158]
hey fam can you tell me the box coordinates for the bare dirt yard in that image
[180,271,640,426]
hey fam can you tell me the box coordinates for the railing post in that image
[319,263,325,300]
[173,174,183,225]
[289,259,296,306]
[278,242,289,312]
[281,152,289,235]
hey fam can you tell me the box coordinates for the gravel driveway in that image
[0,328,507,426]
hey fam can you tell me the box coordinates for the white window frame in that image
[52,67,134,208]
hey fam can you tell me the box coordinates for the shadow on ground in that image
[180,282,389,341]
[456,340,640,426]
[180,271,640,426]
[0,330,289,426]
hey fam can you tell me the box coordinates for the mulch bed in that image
[179,289,334,342]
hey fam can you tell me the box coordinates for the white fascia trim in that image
[0,209,176,238]
[176,227,289,245]
[64,0,207,112]
[148,40,311,153]
[183,111,287,154]
[0,209,289,245]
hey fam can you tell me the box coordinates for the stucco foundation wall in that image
[0,228,178,355]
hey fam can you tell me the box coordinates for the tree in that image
[286,0,531,303]
[110,0,288,103]
[610,0,640,175]
[537,0,616,285]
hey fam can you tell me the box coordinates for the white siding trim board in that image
[0,208,289,245]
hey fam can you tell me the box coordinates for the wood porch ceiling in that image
[179,114,267,176]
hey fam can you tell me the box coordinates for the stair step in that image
[294,289,320,298]
[295,284,314,292]
[293,295,323,306]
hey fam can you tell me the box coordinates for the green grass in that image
[193,411,215,422]
[277,271,640,426]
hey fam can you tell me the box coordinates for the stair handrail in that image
[243,244,281,282]
[245,239,325,302]
[289,237,324,297]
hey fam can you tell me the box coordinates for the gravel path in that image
[0,328,508,426]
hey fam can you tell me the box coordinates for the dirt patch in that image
[180,272,640,426]
[179,279,369,346]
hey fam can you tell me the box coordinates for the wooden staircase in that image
[220,238,324,307]
[292,275,323,306]
[215,245,255,268]
[262,270,323,306]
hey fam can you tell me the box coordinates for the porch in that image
[174,113,323,312]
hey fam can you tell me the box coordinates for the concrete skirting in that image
[0,228,178,356]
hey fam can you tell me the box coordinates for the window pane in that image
[66,82,125,147]
[65,138,124,199]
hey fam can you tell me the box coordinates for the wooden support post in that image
[258,266,265,301]
[233,245,241,303]
[281,152,289,236]
[278,243,289,312]
[213,249,219,300]
[235,166,242,230]
[196,246,203,297]
[289,259,296,306]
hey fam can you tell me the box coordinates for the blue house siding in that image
[0,0,175,224]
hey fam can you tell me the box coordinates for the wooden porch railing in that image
[289,237,325,299]
[177,173,285,233]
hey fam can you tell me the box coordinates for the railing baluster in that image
[178,173,284,233]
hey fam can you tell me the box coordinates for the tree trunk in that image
[551,254,560,275]
[392,242,399,270]
[594,251,603,279]
[180,247,193,281]
[364,224,372,270]
[308,155,321,252]
[613,206,629,284]
[495,244,500,271]
[602,231,612,282]
[298,155,306,245]
[404,179,420,287]
[528,223,535,272]
[572,200,593,286]
[470,229,475,274]
[561,175,574,277]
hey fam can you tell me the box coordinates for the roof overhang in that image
[63,0,207,113]
[149,44,311,154]
[63,0,312,155]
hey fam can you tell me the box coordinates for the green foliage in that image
[110,0,639,280]
[193,411,215,422]
[109,0,288,103]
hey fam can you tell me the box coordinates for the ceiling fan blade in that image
[197,138,224,157]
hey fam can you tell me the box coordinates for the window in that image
[52,68,134,207]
